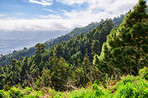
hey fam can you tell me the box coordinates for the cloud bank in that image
[0,0,140,32]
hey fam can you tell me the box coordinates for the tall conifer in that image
[96,0,148,75]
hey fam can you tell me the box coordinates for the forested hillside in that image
[0,20,113,91]
[0,14,124,66]
[0,0,148,97]
[0,22,100,66]
[48,20,113,64]
[0,7,148,67]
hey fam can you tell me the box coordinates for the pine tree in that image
[95,0,148,75]
[35,43,46,54]
[91,40,100,55]
[20,56,29,80]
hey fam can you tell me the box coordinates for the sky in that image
[0,0,147,32]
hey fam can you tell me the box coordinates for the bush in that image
[68,88,94,98]
[8,87,24,98]
[68,85,112,98]
[48,88,58,97]
[22,87,33,95]
[0,90,5,98]
[93,84,112,98]
[139,67,148,80]
[0,68,147,98]
[114,75,148,98]
[23,91,43,98]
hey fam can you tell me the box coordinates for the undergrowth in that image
[0,67,148,98]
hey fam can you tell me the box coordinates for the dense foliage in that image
[0,67,148,98]
[48,20,113,64]
[94,0,148,76]
[0,0,147,97]
[0,19,113,91]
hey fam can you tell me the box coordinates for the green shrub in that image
[54,92,62,98]
[115,83,139,98]
[142,88,148,97]
[93,84,104,96]
[93,84,112,98]
[68,88,94,98]
[23,91,43,98]
[22,87,33,95]
[68,85,112,98]
[0,90,5,98]
[114,75,148,98]
[9,87,24,98]
[48,88,58,97]
[139,67,148,80]
[116,75,135,85]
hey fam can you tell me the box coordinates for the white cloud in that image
[0,18,71,31]
[89,0,139,15]
[43,8,55,13]
[56,0,87,5]
[0,0,141,32]
[61,0,139,27]
[37,14,63,19]
[28,0,53,6]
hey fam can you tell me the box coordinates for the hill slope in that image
[0,22,100,66]
[0,14,125,66]
[48,20,114,64]
[0,20,113,90]
[0,7,148,66]
[0,0,147,93]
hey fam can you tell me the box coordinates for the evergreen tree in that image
[91,40,100,55]
[20,56,29,80]
[35,43,46,54]
[96,0,148,75]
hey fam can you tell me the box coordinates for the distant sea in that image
[0,30,70,54]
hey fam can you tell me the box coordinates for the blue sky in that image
[0,0,88,19]
[0,0,147,32]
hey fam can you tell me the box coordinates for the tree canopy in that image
[94,0,148,76]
